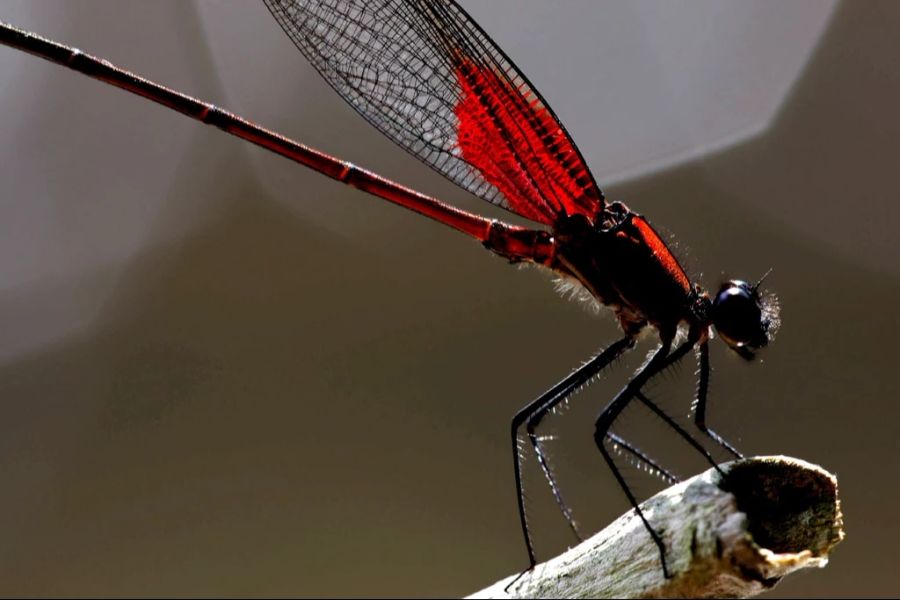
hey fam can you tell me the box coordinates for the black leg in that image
[511,336,634,568]
[526,426,583,541]
[693,341,743,459]
[605,431,678,485]
[636,390,720,472]
[593,339,677,577]
[598,442,672,578]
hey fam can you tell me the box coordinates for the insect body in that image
[0,0,780,578]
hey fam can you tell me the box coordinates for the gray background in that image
[0,1,897,597]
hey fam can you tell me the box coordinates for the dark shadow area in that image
[721,459,841,556]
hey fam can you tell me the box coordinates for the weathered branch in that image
[469,456,843,599]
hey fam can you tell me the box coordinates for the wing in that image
[263,0,605,227]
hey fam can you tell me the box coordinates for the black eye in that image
[712,281,767,350]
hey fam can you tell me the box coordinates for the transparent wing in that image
[264,0,605,226]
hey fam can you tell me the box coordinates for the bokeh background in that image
[1,1,897,597]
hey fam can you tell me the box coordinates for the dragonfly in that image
[0,0,780,579]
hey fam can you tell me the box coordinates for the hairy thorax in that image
[551,203,697,339]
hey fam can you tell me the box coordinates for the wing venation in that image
[264,0,605,226]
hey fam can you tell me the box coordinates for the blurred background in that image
[0,0,897,596]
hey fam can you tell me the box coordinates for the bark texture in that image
[469,456,843,599]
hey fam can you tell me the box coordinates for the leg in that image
[527,408,683,541]
[511,336,635,568]
[524,339,632,542]
[623,337,721,472]
[598,443,672,577]
[636,390,720,471]
[593,339,676,577]
[605,431,678,485]
[526,427,583,540]
[692,341,743,459]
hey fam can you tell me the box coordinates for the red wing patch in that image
[265,0,604,227]
[454,56,602,226]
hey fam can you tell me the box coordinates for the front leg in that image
[693,341,743,459]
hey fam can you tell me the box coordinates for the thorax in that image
[552,203,697,337]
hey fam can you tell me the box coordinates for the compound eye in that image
[712,281,766,349]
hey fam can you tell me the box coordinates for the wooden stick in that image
[469,456,843,599]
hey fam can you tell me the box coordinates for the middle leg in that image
[593,338,677,577]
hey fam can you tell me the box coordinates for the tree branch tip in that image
[469,455,843,599]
